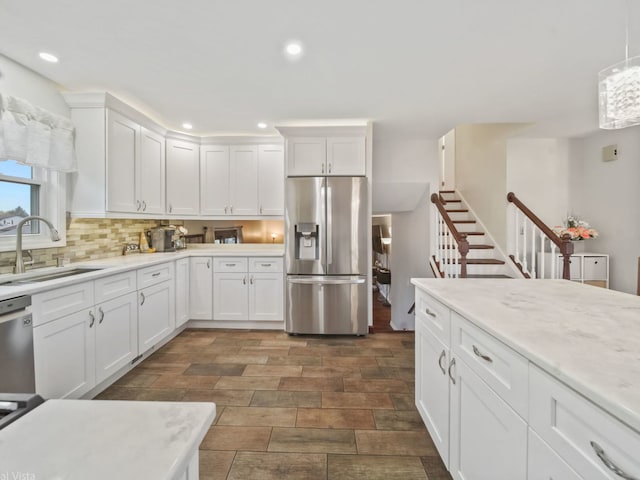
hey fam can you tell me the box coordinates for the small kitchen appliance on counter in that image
[149,227,176,252]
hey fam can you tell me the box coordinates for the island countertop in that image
[410,278,640,434]
[0,399,216,480]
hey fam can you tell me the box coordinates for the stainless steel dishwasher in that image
[0,295,35,393]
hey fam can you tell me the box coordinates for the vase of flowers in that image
[553,215,599,244]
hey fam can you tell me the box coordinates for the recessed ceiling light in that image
[182,123,193,130]
[257,122,267,129]
[38,52,59,63]
[284,41,304,60]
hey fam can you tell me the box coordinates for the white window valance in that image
[0,93,77,172]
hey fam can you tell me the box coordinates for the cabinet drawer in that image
[583,256,607,280]
[94,270,137,304]
[137,262,175,289]
[214,257,248,273]
[32,282,95,327]
[249,257,283,273]
[415,289,450,346]
[451,312,529,418]
[529,365,640,480]
[528,429,582,480]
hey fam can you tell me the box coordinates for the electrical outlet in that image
[602,144,618,162]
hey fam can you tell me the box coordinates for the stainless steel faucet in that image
[14,216,61,274]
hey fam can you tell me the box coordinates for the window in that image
[0,160,66,252]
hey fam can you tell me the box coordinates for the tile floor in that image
[96,329,452,480]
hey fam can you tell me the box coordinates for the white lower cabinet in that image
[175,258,190,327]
[528,429,583,480]
[34,308,96,399]
[138,280,175,354]
[449,357,527,480]
[248,272,283,321]
[189,257,213,320]
[95,292,138,384]
[213,273,248,321]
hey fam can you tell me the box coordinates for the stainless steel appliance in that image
[0,393,44,430]
[0,295,35,393]
[149,227,176,252]
[285,177,368,335]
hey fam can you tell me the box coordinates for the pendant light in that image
[599,0,640,129]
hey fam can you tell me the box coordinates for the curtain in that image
[0,93,77,172]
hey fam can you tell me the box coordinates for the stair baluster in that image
[430,193,469,278]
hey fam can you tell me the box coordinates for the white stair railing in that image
[430,194,469,278]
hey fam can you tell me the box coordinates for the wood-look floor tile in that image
[296,408,375,429]
[322,356,378,368]
[251,391,321,408]
[328,454,428,480]
[376,356,416,368]
[337,347,393,357]
[217,406,297,427]
[206,354,269,365]
[267,355,322,366]
[306,337,355,346]
[151,374,219,389]
[421,455,453,479]
[389,393,416,411]
[227,452,326,480]
[136,362,191,375]
[360,366,415,381]
[213,337,262,346]
[301,366,362,378]
[343,378,409,393]
[201,426,272,451]
[198,450,236,480]
[94,386,142,400]
[355,430,436,456]
[184,363,246,376]
[183,389,254,406]
[135,388,186,402]
[239,346,290,356]
[269,427,356,454]
[243,365,303,377]
[279,377,344,392]
[289,346,342,357]
[170,336,216,346]
[322,392,394,409]
[114,372,159,387]
[215,376,281,391]
[373,410,426,430]
[259,339,309,347]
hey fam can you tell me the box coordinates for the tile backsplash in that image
[0,218,161,275]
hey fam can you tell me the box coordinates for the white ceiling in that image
[0,0,638,139]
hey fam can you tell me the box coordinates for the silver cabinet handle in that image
[142,200,147,211]
[230,205,233,213]
[136,200,141,211]
[169,204,173,213]
[226,263,236,267]
[98,307,105,324]
[260,263,272,267]
[152,272,161,277]
[224,206,228,214]
[472,345,493,363]
[448,358,456,385]
[424,308,436,317]
[242,276,246,285]
[206,260,211,269]
[438,349,447,375]
[328,163,332,173]
[140,292,146,305]
[250,276,254,285]
[260,205,263,214]
[89,310,95,328]
[590,441,638,480]
[321,163,325,174]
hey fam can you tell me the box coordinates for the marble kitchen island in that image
[0,399,216,480]
[411,278,640,480]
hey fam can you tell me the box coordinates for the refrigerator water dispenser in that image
[295,223,320,260]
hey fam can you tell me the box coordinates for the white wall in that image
[372,133,439,330]
[0,54,69,117]
[506,138,571,254]
[568,126,640,295]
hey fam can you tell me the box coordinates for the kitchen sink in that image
[0,268,103,286]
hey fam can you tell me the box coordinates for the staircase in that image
[430,191,521,279]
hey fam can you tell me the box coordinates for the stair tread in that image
[445,209,469,213]
[442,244,494,249]
[443,199,462,202]
[442,258,505,265]
[439,190,456,194]
[452,220,476,224]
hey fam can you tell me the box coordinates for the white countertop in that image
[0,243,284,301]
[411,278,640,433]
[0,399,216,480]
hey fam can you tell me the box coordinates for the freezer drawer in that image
[286,276,368,335]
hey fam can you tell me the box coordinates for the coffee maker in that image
[149,227,176,252]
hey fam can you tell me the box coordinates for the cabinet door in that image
[449,357,527,480]
[189,257,213,320]
[258,144,284,215]
[415,317,451,467]
[200,145,230,215]
[166,139,200,215]
[95,292,138,384]
[286,137,326,176]
[213,273,248,321]
[107,110,139,213]
[138,127,166,214]
[33,309,96,399]
[229,145,258,215]
[176,258,190,327]
[326,136,365,176]
[528,429,583,480]
[138,281,175,354]
[249,272,283,321]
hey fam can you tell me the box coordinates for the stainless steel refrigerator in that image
[285,176,368,335]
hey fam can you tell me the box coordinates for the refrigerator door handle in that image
[288,277,366,285]
[326,184,332,266]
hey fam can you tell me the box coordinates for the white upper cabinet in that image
[258,144,284,215]
[106,111,166,214]
[200,145,230,215]
[229,145,258,215]
[326,137,366,176]
[285,135,366,177]
[286,137,327,176]
[166,139,200,215]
